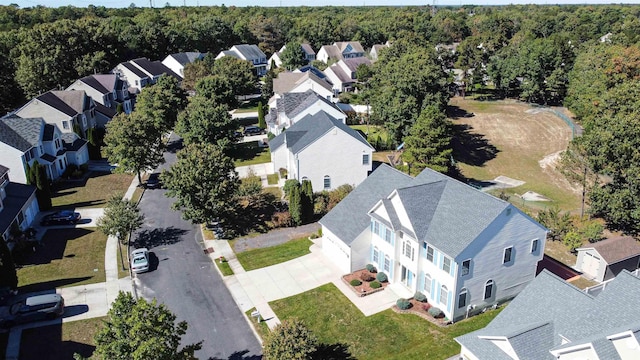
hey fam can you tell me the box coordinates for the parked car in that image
[131,248,149,273]
[243,126,265,136]
[0,294,65,328]
[40,210,81,226]
[145,173,161,189]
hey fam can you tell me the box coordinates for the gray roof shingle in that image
[577,236,640,264]
[319,164,413,246]
[168,52,204,66]
[0,182,37,236]
[120,62,148,78]
[232,44,266,62]
[0,117,43,152]
[61,132,87,152]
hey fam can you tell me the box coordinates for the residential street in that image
[133,135,262,360]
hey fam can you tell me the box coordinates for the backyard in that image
[51,171,134,209]
[270,283,502,359]
[16,228,107,293]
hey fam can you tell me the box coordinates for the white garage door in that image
[583,252,600,278]
[322,236,350,274]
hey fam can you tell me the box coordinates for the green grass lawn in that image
[236,236,313,271]
[51,172,133,209]
[20,316,105,359]
[270,283,502,360]
[116,240,130,279]
[232,142,271,167]
[245,307,269,340]
[215,258,234,276]
[267,173,279,185]
[350,124,390,143]
[16,228,107,293]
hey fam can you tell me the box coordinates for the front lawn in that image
[236,236,313,271]
[270,283,502,360]
[51,171,133,209]
[19,316,105,359]
[231,141,271,166]
[16,228,107,293]
[215,257,234,276]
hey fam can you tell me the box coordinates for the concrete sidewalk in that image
[204,236,404,331]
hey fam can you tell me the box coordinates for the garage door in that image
[582,252,600,278]
[322,236,350,274]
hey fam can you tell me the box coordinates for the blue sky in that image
[2,0,640,8]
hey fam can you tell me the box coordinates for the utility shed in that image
[575,236,640,282]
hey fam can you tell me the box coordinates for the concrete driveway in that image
[236,162,274,178]
[34,208,104,231]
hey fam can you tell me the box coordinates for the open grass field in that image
[16,228,107,293]
[19,316,105,360]
[270,283,502,360]
[51,171,133,209]
[236,236,313,271]
[449,98,581,212]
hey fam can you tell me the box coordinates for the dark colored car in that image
[0,294,65,328]
[243,126,265,136]
[146,173,161,189]
[40,210,81,226]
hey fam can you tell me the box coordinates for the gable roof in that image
[335,41,365,53]
[319,45,342,60]
[232,44,266,61]
[277,90,342,119]
[167,52,203,66]
[35,91,78,117]
[95,102,116,118]
[0,117,43,152]
[342,57,372,72]
[577,236,640,264]
[119,62,149,79]
[131,58,180,79]
[320,164,413,246]
[269,111,371,154]
[296,65,331,81]
[456,269,640,360]
[75,74,117,94]
[0,181,37,237]
[273,71,332,95]
[61,132,87,152]
[327,63,353,83]
[50,90,90,114]
[301,43,316,55]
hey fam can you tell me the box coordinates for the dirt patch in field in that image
[450,97,581,210]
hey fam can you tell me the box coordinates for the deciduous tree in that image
[134,75,187,133]
[96,194,144,245]
[280,41,307,71]
[175,96,239,148]
[211,56,256,96]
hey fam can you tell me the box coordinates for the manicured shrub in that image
[360,272,375,282]
[428,307,444,318]
[376,272,388,282]
[350,279,362,286]
[396,298,412,310]
[366,264,377,273]
[414,291,427,303]
[370,281,381,289]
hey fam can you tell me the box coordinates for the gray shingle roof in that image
[232,44,266,62]
[36,92,78,117]
[342,57,372,72]
[120,62,148,78]
[320,164,413,246]
[0,182,37,237]
[336,41,365,53]
[50,90,89,113]
[319,45,341,60]
[577,236,640,264]
[457,270,640,359]
[301,43,315,55]
[273,71,332,95]
[169,52,204,66]
[269,111,371,154]
[61,132,87,152]
[274,90,343,122]
[0,117,43,152]
[95,102,116,118]
[328,63,352,83]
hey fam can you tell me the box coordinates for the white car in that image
[131,248,149,273]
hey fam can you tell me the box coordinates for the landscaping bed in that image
[341,268,388,297]
[392,298,449,327]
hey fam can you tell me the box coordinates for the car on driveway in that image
[131,248,150,273]
[243,126,265,136]
[40,210,81,226]
[145,173,162,189]
[0,294,65,328]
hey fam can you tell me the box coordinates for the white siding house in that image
[320,164,547,321]
[162,52,204,78]
[216,44,267,76]
[0,165,39,245]
[265,90,346,135]
[269,111,373,193]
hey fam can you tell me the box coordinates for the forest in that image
[1,3,640,234]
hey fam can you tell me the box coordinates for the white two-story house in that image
[162,52,205,79]
[324,57,372,93]
[0,164,39,245]
[271,71,334,103]
[67,74,133,116]
[269,111,373,192]
[265,90,346,135]
[216,44,267,76]
[320,164,547,322]
[317,41,365,64]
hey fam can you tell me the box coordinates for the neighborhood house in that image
[0,165,39,245]
[266,90,346,136]
[216,44,268,76]
[320,164,547,322]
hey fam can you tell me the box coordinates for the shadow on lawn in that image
[451,123,499,167]
[209,349,262,360]
[18,276,93,294]
[133,227,187,248]
[230,142,265,161]
[15,228,93,266]
[19,323,95,360]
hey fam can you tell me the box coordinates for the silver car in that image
[131,248,149,273]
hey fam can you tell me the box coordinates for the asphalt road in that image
[133,135,262,360]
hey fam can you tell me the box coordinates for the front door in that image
[401,266,413,288]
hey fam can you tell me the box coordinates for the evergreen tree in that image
[0,238,17,290]
[402,106,453,175]
[300,179,314,223]
[25,163,34,185]
[258,101,266,129]
[263,318,318,360]
[33,161,52,210]
[289,185,302,226]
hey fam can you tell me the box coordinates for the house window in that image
[362,154,369,165]
[323,175,331,189]
[135,80,139,86]
[403,241,414,261]
[531,239,539,253]
[440,285,448,307]
[426,245,434,263]
[458,288,468,308]
[373,247,379,263]
[62,121,69,130]
[384,228,392,244]
[461,259,471,276]
[442,256,451,273]
[82,115,87,127]
[383,255,390,272]
[424,274,431,296]
[373,221,379,236]
[503,247,513,264]
[484,280,494,300]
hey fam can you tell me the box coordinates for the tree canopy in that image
[134,75,187,133]
[174,96,239,148]
[402,106,454,175]
[96,194,145,244]
[280,41,307,70]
